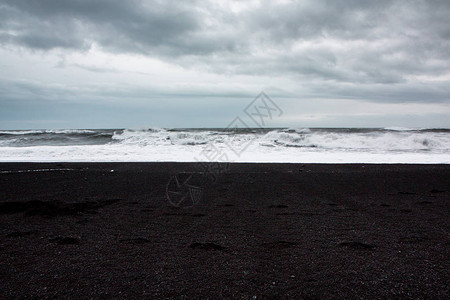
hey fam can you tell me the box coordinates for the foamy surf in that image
[0,128,448,163]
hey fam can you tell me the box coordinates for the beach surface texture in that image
[1,163,449,298]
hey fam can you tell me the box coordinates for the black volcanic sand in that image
[0,163,449,298]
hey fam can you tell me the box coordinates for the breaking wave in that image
[260,129,449,151]
[0,127,448,162]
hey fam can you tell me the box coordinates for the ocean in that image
[0,127,449,163]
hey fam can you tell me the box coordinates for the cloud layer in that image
[0,0,449,128]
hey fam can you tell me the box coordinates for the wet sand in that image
[0,163,449,298]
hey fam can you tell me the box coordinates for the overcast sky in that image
[0,0,449,129]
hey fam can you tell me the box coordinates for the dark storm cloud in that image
[0,0,207,54]
[1,0,450,103]
[246,0,450,53]
[247,0,392,40]
[205,0,450,85]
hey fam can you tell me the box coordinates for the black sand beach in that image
[0,163,449,298]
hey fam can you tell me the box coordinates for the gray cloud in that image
[0,0,450,106]
[0,0,203,53]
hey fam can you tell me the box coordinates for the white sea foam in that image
[46,129,97,134]
[0,129,96,135]
[0,130,44,135]
[260,130,449,151]
[0,128,448,163]
[384,127,427,131]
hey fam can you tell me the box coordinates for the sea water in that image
[0,128,449,163]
